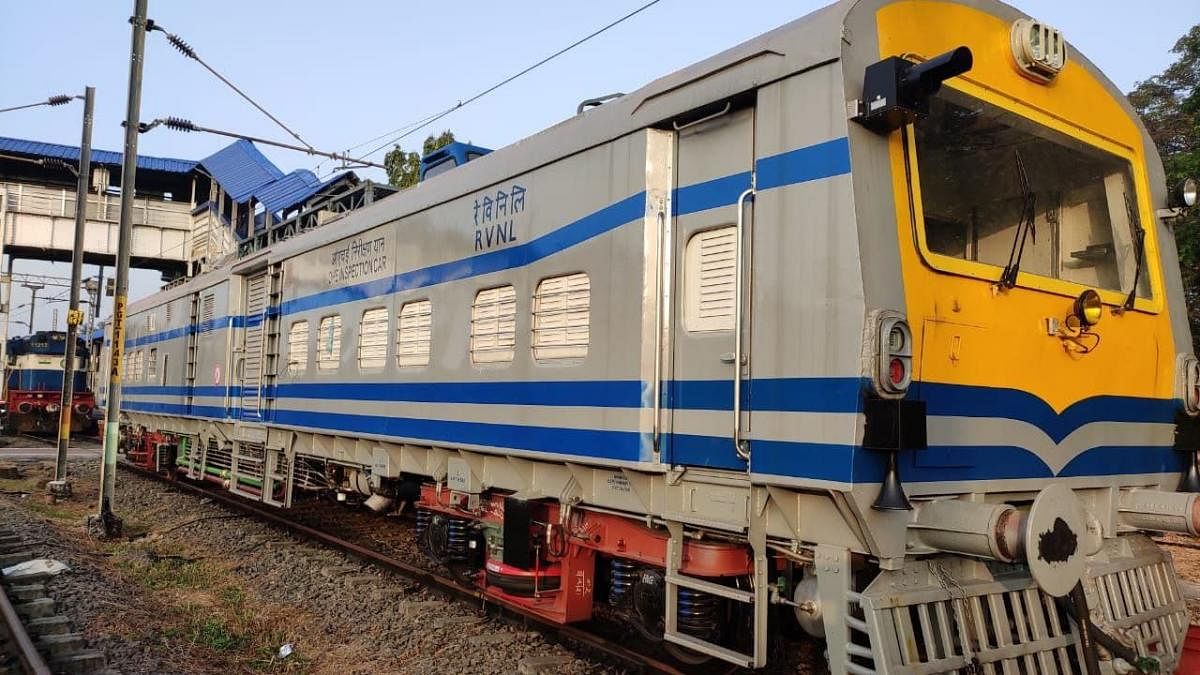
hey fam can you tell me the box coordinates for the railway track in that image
[120,462,697,675]
[0,528,106,675]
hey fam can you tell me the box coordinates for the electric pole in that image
[21,281,43,332]
[50,85,94,500]
[92,0,148,538]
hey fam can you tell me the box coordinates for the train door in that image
[238,271,269,420]
[668,105,755,471]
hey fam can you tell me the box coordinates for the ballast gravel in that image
[0,457,606,674]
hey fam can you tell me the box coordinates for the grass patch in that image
[21,499,80,521]
[111,546,309,671]
[0,476,42,493]
[219,585,246,608]
[115,551,226,592]
[190,614,246,652]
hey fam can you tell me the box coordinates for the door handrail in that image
[653,209,666,456]
[733,188,755,462]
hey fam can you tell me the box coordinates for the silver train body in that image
[108,1,1199,671]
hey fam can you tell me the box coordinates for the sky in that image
[0,0,1196,332]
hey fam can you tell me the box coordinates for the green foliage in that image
[1129,25,1200,351]
[383,130,457,189]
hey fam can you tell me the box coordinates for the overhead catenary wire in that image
[139,116,387,170]
[149,23,316,152]
[347,0,666,163]
[0,94,75,115]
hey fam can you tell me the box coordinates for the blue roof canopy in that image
[254,169,319,214]
[0,136,197,174]
[198,139,284,203]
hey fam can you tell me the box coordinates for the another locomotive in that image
[6,331,95,434]
[113,0,1200,671]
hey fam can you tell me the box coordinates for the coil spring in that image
[446,517,470,562]
[677,588,720,639]
[415,509,432,539]
[609,558,639,607]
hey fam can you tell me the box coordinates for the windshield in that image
[914,89,1149,299]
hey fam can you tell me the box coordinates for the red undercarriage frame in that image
[418,485,753,625]
[125,427,171,471]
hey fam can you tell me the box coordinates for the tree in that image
[384,130,457,189]
[1129,25,1200,350]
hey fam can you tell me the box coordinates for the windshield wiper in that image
[999,151,1037,288]
[1122,191,1145,311]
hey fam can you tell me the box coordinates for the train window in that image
[287,321,309,375]
[532,273,590,360]
[358,308,389,369]
[471,285,517,364]
[148,348,158,381]
[914,88,1150,299]
[317,316,342,370]
[684,225,737,332]
[397,300,432,367]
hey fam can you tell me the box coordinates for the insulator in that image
[47,95,72,106]
[677,587,720,639]
[609,558,638,607]
[166,33,197,59]
[165,117,195,132]
[415,508,432,539]
[446,517,470,562]
[40,158,74,173]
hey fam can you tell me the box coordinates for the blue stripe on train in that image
[278,192,647,315]
[918,383,1178,443]
[125,316,243,348]
[121,397,1181,482]
[123,377,1178,438]
[126,137,857,349]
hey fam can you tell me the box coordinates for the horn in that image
[1178,448,1200,493]
[873,449,912,511]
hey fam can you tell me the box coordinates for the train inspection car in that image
[113,0,1200,671]
[6,331,95,434]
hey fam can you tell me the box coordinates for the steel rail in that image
[0,571,51,675]
[121,463,684,675]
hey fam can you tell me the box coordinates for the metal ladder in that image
[184,291,199,415]
[260,264,283,420]
[662,511,769,668]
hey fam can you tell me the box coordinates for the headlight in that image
[1073,289,1103,327]
[1184,178,1198,208]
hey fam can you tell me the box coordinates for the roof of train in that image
[7,331,88,357]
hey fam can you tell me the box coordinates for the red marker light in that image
[889,358,906,387]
